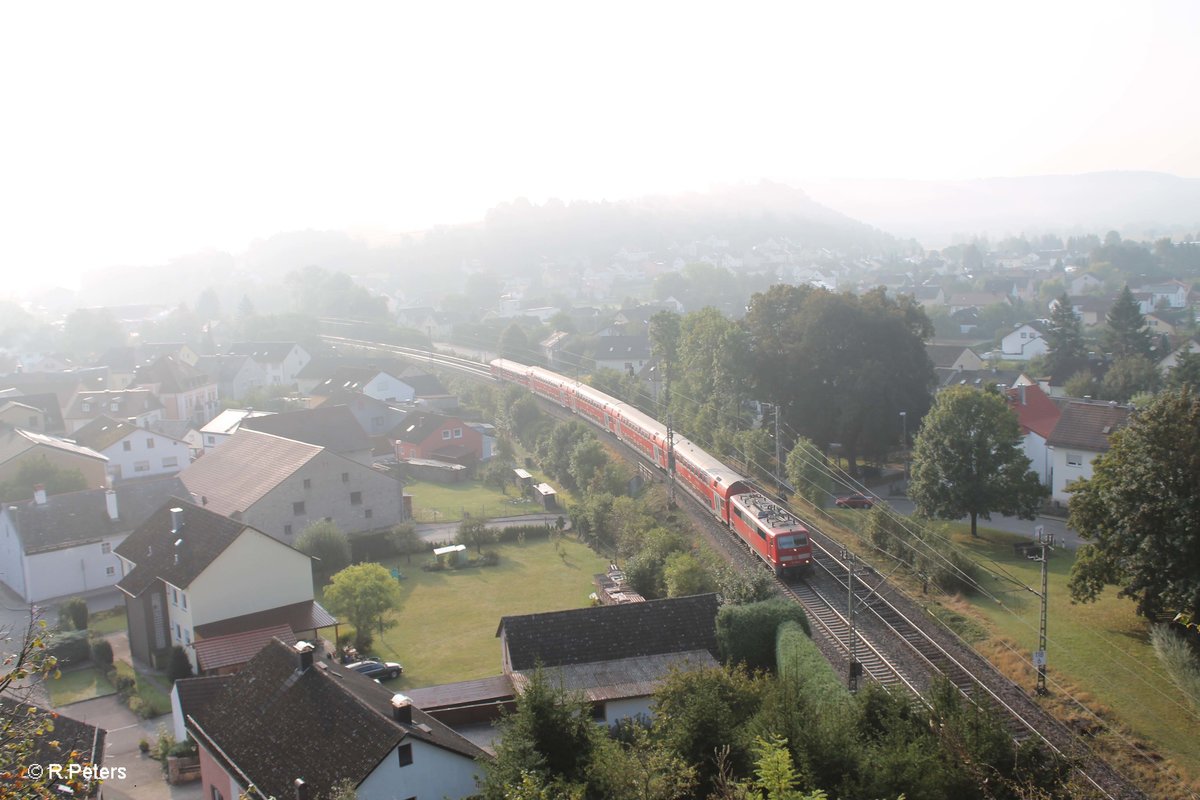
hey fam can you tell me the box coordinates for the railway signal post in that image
[1028,526,1054,695]
[842,547,863,692]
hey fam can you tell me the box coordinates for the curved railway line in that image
[320,331,1147,800]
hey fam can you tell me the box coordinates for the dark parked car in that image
[345,658,403,680]
[835,493,874,509]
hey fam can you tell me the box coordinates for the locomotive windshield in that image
[775,534,808,549]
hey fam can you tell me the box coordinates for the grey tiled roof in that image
[186,639,487,800]
[115,498,248,596]
[497,593,720,671]
[1046,400,1131,452]
[238,405,370,454]
[8,476,185,554]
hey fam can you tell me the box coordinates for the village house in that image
[225,342,311,387]
[195,354,268,403]
[1000,321,1050,361]
[311,366,416,404]
[393,411,483,467]
[1004,384,1062,486]
[239,405,374,465]
[0,392,66,434]
[0,399,48,432]
[0,426,110,491]
[0,476,184,603]
[311,389,410,437]
[72,415,191,482]
[181,640,486,800]
[1045,400,1132,506]
[198,408,275,452]
[64,389,165,432]
[179,428,406,543]
[132,355,220,425]
[115,499,333,673]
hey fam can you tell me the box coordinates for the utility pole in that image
[664,364,676,509]
[899,411,908,484]
[842,547,862,692]
[774,403,782,492]
[1029,525,1054,695]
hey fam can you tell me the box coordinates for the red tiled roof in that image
[193,624,296,673]
[1005,384,1061,439]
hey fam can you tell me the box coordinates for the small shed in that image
[513,468,533,489]
[534,482,558,510]
[433,544,467,567]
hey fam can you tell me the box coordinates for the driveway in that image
[873,495,1080,549]
[54,694,200,800]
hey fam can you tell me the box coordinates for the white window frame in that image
[1066,452,1084,468]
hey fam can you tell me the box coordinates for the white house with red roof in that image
[1004,384,1062,486]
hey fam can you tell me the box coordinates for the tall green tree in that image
[1104,286,1152,358]
[0,457,87,502]
[1068,388,1200,619]
[1167,349,1200,393]
[456,518,496,554]
[909,386,1048,537]
[784,437,830,507]
[500,322,531,361]
[323,563,401,647]
[1043,294,1086,378]
[1100,355,1160,403]
[743,286,934,472]
[479,668,599,799]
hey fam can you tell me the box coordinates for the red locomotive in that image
[490,357,813,574]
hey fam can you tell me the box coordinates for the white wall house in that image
[0,478,184,603]
[226,343,311,387]
[1000,322,1050,361]
[73,416,191,482]
[1045,400,1131,506]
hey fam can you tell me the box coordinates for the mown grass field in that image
[322,535,609,689]
[88,607,128,636]
[405,479,544,522]
[45,666,116,705]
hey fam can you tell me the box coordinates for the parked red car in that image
[835,493,874,509]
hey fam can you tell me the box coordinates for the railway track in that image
[318,332,1146,800]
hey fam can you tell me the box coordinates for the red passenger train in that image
[489,357,813,575]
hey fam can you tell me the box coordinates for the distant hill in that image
[802,171,1200,247]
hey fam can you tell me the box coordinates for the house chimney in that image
[105,489,119,521]
[170,507,184,534]
[293,778,309,800]
[294,641,315,672]
[1019,384,1027,406]
[391,693,413,725]
[33,484,47,506]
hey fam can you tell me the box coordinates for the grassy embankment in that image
[829,506,1200,798]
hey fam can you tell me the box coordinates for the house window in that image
[175,623,181,641]
[212,785,226,800]
[397,743,413,767]
[442,430,452,440]
[206,435,216,445]
[181,592,187,609]
[106,566,115,576]
[342,472,349,483]
[184,628,191,645]
[1066,452,1083,467]
[293,502,306,516]
[284,524,293,537]
[101,542,111,554]
[364,508,372,519]
[453,428,462,439]
[123,441,132,452]
[134,460,151,472]
[304,478,311,490]
[350,491,362,506]
[162,456,178,469]
[147,438,155,449]
[172,588,178,606]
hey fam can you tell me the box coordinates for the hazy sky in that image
[1,1,1197,293]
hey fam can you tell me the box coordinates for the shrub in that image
[115,674,136,696]
[775,620,850,709]
[716,598,809,671]
[46,629,91,666]
[296,520,351,578]
[167,646,193,682]
[58,597,89,631]
[91,638,114,668]
[353,630,373,654]
[481,550,500,566]
[1151,625,1200,714]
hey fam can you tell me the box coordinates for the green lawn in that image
[113,660,172,718]
[946,525,1200,785]
[89,607,128,636]
[328,536,609,688]
[405,479,546,522]
[45,666,116,705]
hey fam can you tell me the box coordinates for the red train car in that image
[728,490,813,575]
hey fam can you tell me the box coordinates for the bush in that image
[46,629,91,666]
[58,597,89,631]
[775,620,850,709]
[91,638,114,668]
[716,598,810,671]
[353,630,373,654]
[167,646,193,682]
[1151,625,1200,714]
[481,550,500,566]
[296,520,351,577]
